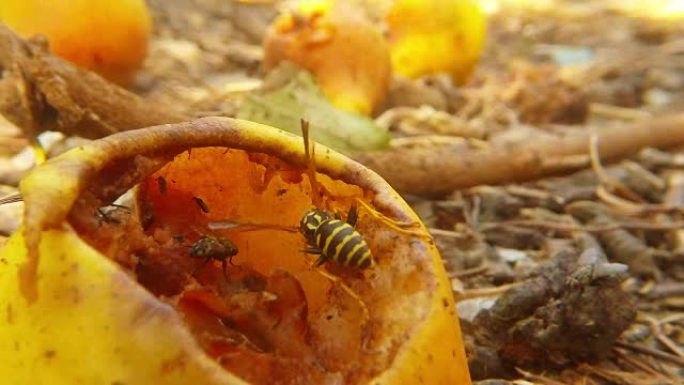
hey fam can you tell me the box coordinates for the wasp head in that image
[299,209,331,243]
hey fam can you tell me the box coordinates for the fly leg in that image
[192,257,212,276]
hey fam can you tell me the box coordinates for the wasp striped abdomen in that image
[301,208,375,269]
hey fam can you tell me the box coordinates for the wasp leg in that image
[314,254,328,267]
[315,268,370,325]
[301,247,326,266]
[302,247,322,255]
[347,204,358,227]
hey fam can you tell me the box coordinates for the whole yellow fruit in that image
[387,0,486,84]
[0,0,152,86]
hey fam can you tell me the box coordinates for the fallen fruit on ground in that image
[263,1,391,115]
[0,0,151,85]
[0,118,471,385]
[386,0,486,84]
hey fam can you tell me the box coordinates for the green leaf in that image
[237,69,389,153]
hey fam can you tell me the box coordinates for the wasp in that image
[296,120,429,273]
[189,235,239,278]
[291,120,379,321]
[300,201,374,270]
[210,121,378,273]
[297,123,375,272]
[207,121,421,320]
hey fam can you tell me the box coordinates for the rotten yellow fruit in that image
[0,118,471,384]
[0,0,151,86]
[386,0,486,84]
[263,2,391,115]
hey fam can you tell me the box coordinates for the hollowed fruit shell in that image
[0,118,471,385]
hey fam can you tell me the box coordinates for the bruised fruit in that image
[263,1,391,115]
[0,118,471,384]
[0,0,151,85]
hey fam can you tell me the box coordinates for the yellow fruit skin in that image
[263,3,391,115]
[387,0,486,84]
[2,118,471,384]
[0,0,151,85]
[367,187,472,385]
[0,229,248,385]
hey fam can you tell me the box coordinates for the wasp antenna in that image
[300,119,321,207]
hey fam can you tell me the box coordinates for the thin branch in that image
[589,133,645,203]
[0,23,185,140]
[448,265,488,279]
[644,315,684,358]
[356,112,684,195]
[515,368,568,385]
[615,340,684,367]
[661,313,684,325]
[484,219,684,233]
[613,348,663,376]
[0,193,23,205]
[589,102,652,121]
[454,281,523,302]
[596,185,683,215]
[429,227,467,239]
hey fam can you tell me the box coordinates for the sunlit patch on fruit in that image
[0,0,151,85]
